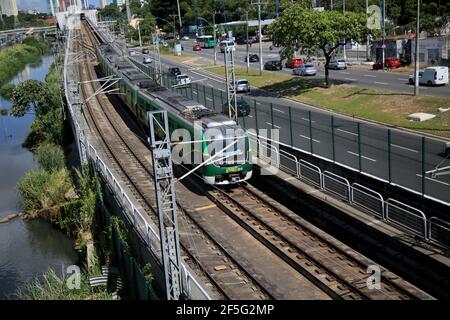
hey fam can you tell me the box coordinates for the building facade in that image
[99,0,107,9]
[0,0,18,17]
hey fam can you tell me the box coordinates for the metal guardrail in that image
[279,149,298,176]
[298,159,322,188]
[428,217,450,248]
[322,171,351,202]
[63,25,212,300]
[385,198,428,239]
[351,183,384,218]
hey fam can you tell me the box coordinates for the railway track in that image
[75,22,274,300]
[203,181,433,300]
[77,20,434,300]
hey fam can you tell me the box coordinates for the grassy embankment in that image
[206,65,450,138]
[0,38,51,100]
[10,54,157,300]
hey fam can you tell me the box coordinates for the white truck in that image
[409,66,449,86]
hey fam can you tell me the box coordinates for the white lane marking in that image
[207,83,214,87]
[416,174,450,186]
[192,90,198,94]
[398,78,409,81]
[391,144,419,153]
[344,78,357,81]
[337,128,358,136]
[273,108,285,114]
[341,72,350,74]
[374,81,388,85]
[190,69,225,85]
[266,122,281,129]
[248,115,253,118]
[299,135,320,143]
[206,97,212,101]
[301,117,316,123]
[256,102,261,105]
[363,74,377,78]
[347,151,377,162]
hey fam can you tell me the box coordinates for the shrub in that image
[17,169,72,211]
[36,143,65,171]
[0,83,15,100]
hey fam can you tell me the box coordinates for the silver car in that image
[233,79,250,93]
[328,59,347,70]
[293,64,317,76]
[143,55,152,64]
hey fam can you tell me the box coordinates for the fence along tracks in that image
[77,22,273,300]
[206,182,434,300]
[79,21,433,300]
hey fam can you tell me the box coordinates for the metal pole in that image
[258,2,263,75]
[343,0,346,61]
[246,12,250,73]
[137,22,142,47]
[414,0,420,96]
[213,13,217,66]
[176,0,182,29]
[421,136,425,196]
[382,0,386,70]
[366,0,370,61]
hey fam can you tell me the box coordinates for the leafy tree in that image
[269,4,370,87]
[98,3,123,19]
[10,80,54,117]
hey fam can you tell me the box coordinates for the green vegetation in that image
[36,143,66,172]
[16,268,114,300]
[0,12,53,31]
[269,3,370,87]
[0,83,15,100]
[17,168,73,211]
[0,37,50,89]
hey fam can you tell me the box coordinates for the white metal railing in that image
[322,171,351,201]
[351,183,384,219]
[385,198,428,239]
[428,217,450,248]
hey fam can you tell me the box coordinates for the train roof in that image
[97,43,242,131]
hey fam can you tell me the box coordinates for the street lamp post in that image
[252,0,265,75]
[213,13,217,65]
[414,0,420,96]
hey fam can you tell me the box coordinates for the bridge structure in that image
[59,10,450,300]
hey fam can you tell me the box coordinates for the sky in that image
[16,0,109,13]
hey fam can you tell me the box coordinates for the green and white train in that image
[96,43,253,185]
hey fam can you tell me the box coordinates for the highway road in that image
[131,47,450,206]
[179,39,450,98]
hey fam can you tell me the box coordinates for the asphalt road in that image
[131,48,450,206]
[180,39,450,98]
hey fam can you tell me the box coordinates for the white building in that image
[99,0,107,9]
[0,0,18,17]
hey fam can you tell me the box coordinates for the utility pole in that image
[414,0,420,96]
[366,0,370,61]
[224,31,237,122]
[246,12,250,73]
[147,110,184,300]
[381,0,386,70]
[252,0,266,75]
[213,12,217,65]
[153,33,162,85]
[137,21,142,47]
[343,0,346,61]
[176,0,182,30]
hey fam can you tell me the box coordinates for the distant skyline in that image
[16,0,111,13]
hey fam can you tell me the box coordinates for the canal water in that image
[0,54,78,299]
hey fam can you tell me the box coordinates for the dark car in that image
[223,99,250,117]
[245,54,259,63]
[142,48,149,54]
[264,60,283,71]
[168,67,181,76]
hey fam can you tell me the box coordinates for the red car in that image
[193,44,202,51]
[373,57,401,70]
[285,58,304,68]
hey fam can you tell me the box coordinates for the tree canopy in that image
[269,4,370,87]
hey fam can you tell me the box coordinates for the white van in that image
[409,66,449,86]
[219,40,235,53]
